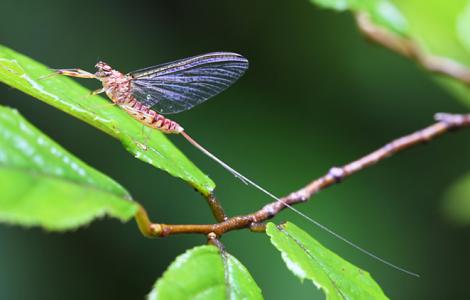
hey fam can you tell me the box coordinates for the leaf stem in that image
[204,193,227,222]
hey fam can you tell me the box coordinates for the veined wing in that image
[129,52,249,114]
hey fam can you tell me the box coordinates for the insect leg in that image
[78,88,106,101]
[91,87,105,96]
[53,68,96,78]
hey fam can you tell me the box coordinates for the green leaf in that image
[310,0,349,11]
[0,106,138,230]
[266,222,388,300]
[310,0,408,35]
[456,0,470,55]
[443,172,470,225]
[0,44,215,195]
[392,0,470,65]
[378,1,470,109]
[310,0,470,105]
[148,245,263,300]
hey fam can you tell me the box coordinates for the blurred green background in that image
[1,0,469,299]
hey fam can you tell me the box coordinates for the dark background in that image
[1,1,469,299]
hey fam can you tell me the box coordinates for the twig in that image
[355,12,470,85]
[135,113,470,237]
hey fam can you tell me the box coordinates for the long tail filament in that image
[180,130,419,278]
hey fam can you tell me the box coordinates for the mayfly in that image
[48,52,418,277]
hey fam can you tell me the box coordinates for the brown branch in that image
[135,113,470,237]
[355,12,470,85]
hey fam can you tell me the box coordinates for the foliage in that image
[0,106,138,230]
[148,245,263,300]
[0,44,389,294]
[1,0,470,296]
[267,222,388,300]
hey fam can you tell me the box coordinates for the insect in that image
[48,52,418,277]
[49,52,264,188]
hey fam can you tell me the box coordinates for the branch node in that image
[328,166,345,183]
[435,113,469,128]
[151,224,165,237]
[289,189,309,202]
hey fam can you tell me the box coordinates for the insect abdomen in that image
[122,99,183,134]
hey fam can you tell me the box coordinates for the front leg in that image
[54,68,96,78]
[40,68,96,80]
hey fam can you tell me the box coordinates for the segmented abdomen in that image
[121,98,184,134]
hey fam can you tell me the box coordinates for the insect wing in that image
[129,52,249,114]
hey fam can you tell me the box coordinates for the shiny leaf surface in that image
[148,245,263,300]
[0,106,138,230]
[267,222,388,300]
